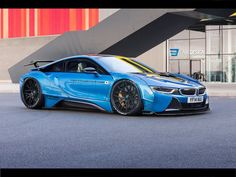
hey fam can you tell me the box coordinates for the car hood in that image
[131,72,203,89]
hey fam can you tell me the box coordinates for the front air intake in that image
[180,88,196,95]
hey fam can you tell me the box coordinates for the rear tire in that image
[21,78,44,109]
[111,80,143,116]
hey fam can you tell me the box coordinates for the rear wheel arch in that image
[21,77,44,109]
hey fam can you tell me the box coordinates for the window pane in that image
[169,60,179,73]
[223,29,236,54]
[190,30,205,39]
[206,29,221,55]
[179,60,190,76]
[223,55,236,83]
[222,25,236,29]
[190,39,205,59]
[206,25,219,30]
[169,60,190,75]
[191,60,201,74]
[169,40,189,59]
[206,55,223,82]
[170,30,189,40]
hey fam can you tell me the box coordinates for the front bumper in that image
[157,96,210,115]
[143,92,210,115]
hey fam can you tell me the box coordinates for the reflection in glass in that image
[206,55,223,82]
[206,29,221,55]
[190,39,205,59]
[169,60,179,73]
[223,29,236,54]
[223,55,236,83]
[169,40,189,59]
[169,59,190,75]
[179,60,190,75]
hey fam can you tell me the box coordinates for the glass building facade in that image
[168,25,236,83]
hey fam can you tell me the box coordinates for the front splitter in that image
[155,107,210,116]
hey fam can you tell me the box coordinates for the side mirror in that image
[83,67,98,75]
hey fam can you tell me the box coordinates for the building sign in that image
[190,49,204,55]
[170,48,179,56]
[170,48,204,57]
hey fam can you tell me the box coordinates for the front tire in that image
[111,80,143,116]
[21,78,44,109]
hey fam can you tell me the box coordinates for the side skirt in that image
[56,100,107,112]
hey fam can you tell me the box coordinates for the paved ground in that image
[0,93,236,168]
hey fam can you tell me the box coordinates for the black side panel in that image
[56,100,105,112]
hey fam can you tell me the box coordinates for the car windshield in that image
[98,56,156,74]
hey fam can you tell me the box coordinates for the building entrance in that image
[169,59,205,81]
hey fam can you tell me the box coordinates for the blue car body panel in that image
[20,55,209,114]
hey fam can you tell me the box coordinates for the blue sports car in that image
[20,55,209,116]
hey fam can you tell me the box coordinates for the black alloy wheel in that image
[111,80,142,116]
[21,78,44,109]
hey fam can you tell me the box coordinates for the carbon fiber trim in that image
[156,107,210,116]
[166,97,181,109]
[165,97,208,112]
[56,100,106,112]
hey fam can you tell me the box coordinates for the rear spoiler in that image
[24,60,54,68]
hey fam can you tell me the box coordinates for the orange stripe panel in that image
[77,9,82,30]
[0,9,2,38]
[0,8,99,38]
[29,9,34,36]
[34,9,38,36]
[69,9,77,31]
[81,9,86,30]
[89,9,97,28]
[37,9,41,36]
[3,9,9,38]
[26,9,30,37]
[85,9,89,30]
[41,9,49,35]
[21,9,26,37]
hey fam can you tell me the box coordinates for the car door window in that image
[66,59,108,74]
[43,61,65,72]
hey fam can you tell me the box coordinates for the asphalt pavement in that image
[0,93,236,168]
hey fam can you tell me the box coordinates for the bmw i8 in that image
[20,55,210,116]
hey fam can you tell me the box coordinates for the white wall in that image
[137,42,167,72]
[0,36,57,80]
[99,9,120,22]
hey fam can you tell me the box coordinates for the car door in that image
[54,58,114,101]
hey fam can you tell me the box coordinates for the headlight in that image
[199,87,206,94]
[150,86,180,94]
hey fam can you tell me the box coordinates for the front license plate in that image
[187,96,203,103]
